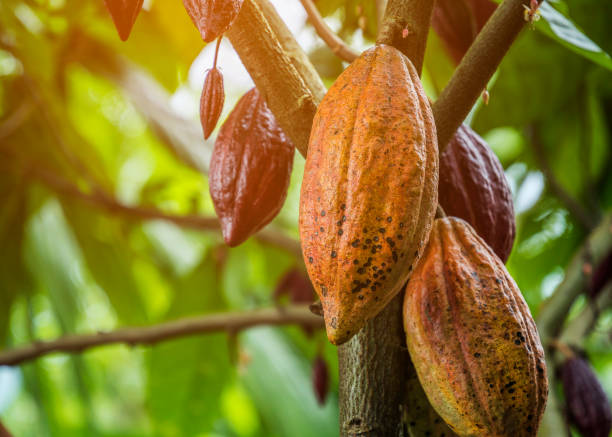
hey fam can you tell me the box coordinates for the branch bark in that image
[299,0,359,63]
[0,306,323,366]
[433,0,544,152]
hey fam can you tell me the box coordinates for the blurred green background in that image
[0,0,611,435]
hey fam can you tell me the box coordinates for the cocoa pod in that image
[274,268,315,305]
[103,0,144,41]
[405,360,458,437]
[432,0,497,63]
[182,0,244,42]
[590,250,612,299]
[561,356,612,437]
[200,67,225,139]
[403,217,548,437]
[312,353,329,406]
[439,124,515,262]
[300,44,438,345]
[209,87,294,246]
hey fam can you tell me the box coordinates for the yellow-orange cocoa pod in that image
[403,217,548,437]
[300,44,438,345]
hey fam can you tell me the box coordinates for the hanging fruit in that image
[103,0,144,41]
[312,353,329,406]
[404,217,548,437]
[300,44,438,345]
[200,38,225,140]
[182,0,245,42]
[209,87,294,246]
[439,124,515,262]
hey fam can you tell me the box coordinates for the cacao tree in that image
[0,0,611,436]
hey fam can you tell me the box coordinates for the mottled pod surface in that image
[210,87,294,247]
[299,44,438,345]
[439,124,515,262]
[103,0,144,41]
[403,217,548,437]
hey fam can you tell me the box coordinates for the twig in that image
[432,0,545,152]
[529,125,597,230]
[0,306,323,366]
[299,0,359,63]
[376,0,435,73]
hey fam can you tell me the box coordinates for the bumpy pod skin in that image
[103,0,144,41]
[561,357,612,437]
[439,124,516,262]
[300,44,438,345]
[182,0,244,42]
[403,217,548,437]
[210,87,294,246]
[200,67,225,139]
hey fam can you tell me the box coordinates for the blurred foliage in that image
[0,0,610,436]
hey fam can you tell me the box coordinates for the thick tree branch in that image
[530,126,597,230]
[0,306,323,366]
[299,0,359,63]
[433,0,544,152]
[376,0,434,73]
[226,0,327,157]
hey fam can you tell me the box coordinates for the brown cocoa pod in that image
[403,217,548,437]
[405,360,458,437]
[274,268,315,305]
[432,0,497,63]
[590,250,612,299]
[103,0,144,41]
[439,124,515,262]
[209,87,294,246]
[561,356,612,437]
[312,353,329,406]
[300,44,438,345]
[182,0,244,42]
[200,67,225,139]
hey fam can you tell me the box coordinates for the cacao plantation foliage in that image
[0,0,611,436]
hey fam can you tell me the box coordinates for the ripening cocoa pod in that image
[312,354,329,406]
[404,217,548,437]
[439,124,515,262]
[200,67,225,139]
[182,0,244,42]
[561,356,612,437]
[405,360,458,437]
[103,0,144,41]
[209,88,294,246]
[432,0,497,63]
[300,44,438,345]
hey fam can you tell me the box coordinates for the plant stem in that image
[213,36,222,68]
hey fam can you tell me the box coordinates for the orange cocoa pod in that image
[209,87,294,246]
[403,217,548,437]
[439,124,515,262]
[299,44,438,345]
[103,0,144,41]
[182,0,244,42]
[200,67,225,139]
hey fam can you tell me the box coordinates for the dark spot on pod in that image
[374,296,379,301]
[336,220,343,226]
[351,239,360,248]
[397,235,403,240]
[373,236,379,242]
[380,275,386,280]
[387,217,392,223]
[331,251,337,258]
[340,204,346,210]
[358,295,364,300]
[514,339,521,345]
[474,353,481,358]
[363,228,368,233]
[376,216,382,221]
[387,268,392,273]
[321,210,326,216]
[353,259,359,265]
[537,365,544,374]
[393,251,398,262]
[399,222,404,228]
[414,250,419,257]
[381,262,386,267]
[527,415,533,421]
[378,228,386,234]
[373,266,378,271]
[309,257,314,263]
[386,237,395,247]
[357,268,365,274]
[508,388,515,394]
[320,227,324,233]
[330,317,337,328]
[342,215,346,222]
[371,247,377,254]
[489,384,494,388]
[338,229,343,236]
[373,273,379,278]
[370,286,376,291]
[366,239,372,244]
[495,278,502,284]
[320,286,327,297]
[526,426,532,433]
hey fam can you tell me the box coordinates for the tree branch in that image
[559,282,612,347]
[0,305,323,366]
[299,0,359,63]
[226,0,327,157]
[376,0,434,73]
[529,125,597,230]
[432,0,544,152]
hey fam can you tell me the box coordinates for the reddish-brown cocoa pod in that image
[103,0,144,41]
[404,217,548,437]
[274,268,315,305]
[182,0,244,42]
[300,44,438,345]
[200,39,225,139]
[439,124,515,262]
[590,250,612,299]
[432,0,497,63]
[561,356,612,437]
[209,87,294,246]
[312,353,329,406]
